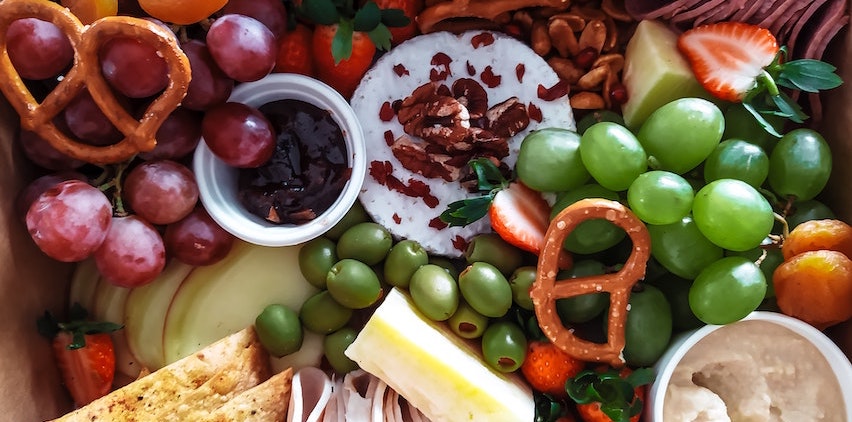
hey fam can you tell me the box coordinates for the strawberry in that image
[38,306,122,407]
[521,340,585,397]
[298,0,411,98]
[312,24,377,99]
[568,366,654,422]
[441,159,571,267]
[677,21,841,136]
[274,23,315,76]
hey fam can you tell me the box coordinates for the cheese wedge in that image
[345,288,534,422]
[53,327,270,422]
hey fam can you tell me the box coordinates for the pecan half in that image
[452,78,489,119]
[486,97,530,138]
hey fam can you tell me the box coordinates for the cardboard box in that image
[2,16,852,422]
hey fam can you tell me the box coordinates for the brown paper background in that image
[0,14,851,422]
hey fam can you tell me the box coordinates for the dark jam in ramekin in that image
[238,99,351,225]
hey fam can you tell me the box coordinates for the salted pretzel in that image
[530,198,651,367]
[416,0,572,34]
[0,0,191,165]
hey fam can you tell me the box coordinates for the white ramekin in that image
[193,73,366,246]
[645,311,852,421]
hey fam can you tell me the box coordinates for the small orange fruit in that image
[774,249,852,328]
[782,218,852,260]
[138,0,228,25]
[61,0,118,24]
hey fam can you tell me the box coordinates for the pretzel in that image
[416,0,572,34]
[0,0,191,165]
[530,198,651,367]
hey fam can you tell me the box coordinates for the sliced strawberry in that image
[677,21,779,102]
[53,331,116,407]
[489,181,551,255]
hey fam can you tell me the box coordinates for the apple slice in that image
[124,259,195,371]
[92,279,139,379]
[163,240,319,365]
[68,258,100,311]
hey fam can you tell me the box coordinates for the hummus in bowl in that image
[646,311,852,421]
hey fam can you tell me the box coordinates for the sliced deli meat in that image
[351,30,575,257]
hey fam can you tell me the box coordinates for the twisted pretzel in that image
[0,0,191,165]
[416,0,571,34]
[530,198,651,367]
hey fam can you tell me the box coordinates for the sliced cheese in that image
[345,288,534,422]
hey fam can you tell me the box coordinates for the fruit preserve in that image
[238,99,351,225]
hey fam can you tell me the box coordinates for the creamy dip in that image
[663,320,845,421]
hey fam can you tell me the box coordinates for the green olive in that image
[481,321,527,373]
[335,222,393,265]
[458,262,513,318]
[324,327,359,374]
[623,284,673,367]
[325,200,370,240]
[299,290,353,334]
[554,260,609,323]
[429,256,461,279]
[409,264,459,321]
[383,239,429,288]
[464,233,523,275]
[447,300,489,339]
[298,237,338,289]
[254,304,303,358]
[508,266,536,310]
[326,259,383,309]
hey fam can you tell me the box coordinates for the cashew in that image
[569,91,606,109]
[548,18,580,57]
[531,19,552,56]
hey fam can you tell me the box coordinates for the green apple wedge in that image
[124,260,194,371]
[68,258,100,311]
[162,240,319,365]
[91,277,138,379]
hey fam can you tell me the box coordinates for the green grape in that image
[722,103,783,153]
[703,139,769,188]
[785,199,835,229]
[623,284,672,366]
[555,260,609,324]
[637,98,724,174]
[648,215,724,279]
[551,184,625,254]
[648,273,704,331]
[515,128,590,192]
[689,256,767,325]
[579,122,647,191]
[768,128,832,201]
[627,170,694,225]
[692,179,774,251]
[727,246,783,298]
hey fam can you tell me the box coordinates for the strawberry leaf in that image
[353,0,381,32]
[331,20,354,63]
[367,23,393,52]
[440,195,493,227]
[777,59,843,93]
[380,8,411,28]
[299,0,340,25]
[742,102,783,138]
[567,368,655,422]
[469,157,508,191]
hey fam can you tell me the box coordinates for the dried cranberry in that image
[609,82,629,106]
[471,32,495,48]
[537,80,569,101]
[515,63,526,83]
[480,66,502,88]
[429,217,448,230]
[384,130,395,146]
[574,47,599,70]
[379,101,395,121]
[528,103,542,122]
[393,63,409,77]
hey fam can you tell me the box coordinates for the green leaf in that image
[534,392,564,422]
[440,195,493,226]
[298,0,340,25]
[770,92,807,123]
[469,157,507,191]
[742,102,783,138]
[380,7,411,28]
[626,367,656,388]
[367,23,393,52]
[777,59,843,93]
[331,20,354,64]
[353,1,381,31]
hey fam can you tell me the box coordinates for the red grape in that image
[124,160,199,225]
[26,180,113,262]
[201,102,275,168]
[181,40,234,111]
[18,130,86,171]
[139,108,202,160]
[94,215,166,288]
[206,14,276,82]
[100,36,169,98]
[63,90,123,146]
[15,171,87,223]
[221,0,288,38]
[164,207,234,266]
[7,18,73,80]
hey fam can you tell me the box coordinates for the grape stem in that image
[95,162,131,217]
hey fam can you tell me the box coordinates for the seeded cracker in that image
[352,30,575,257]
